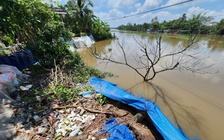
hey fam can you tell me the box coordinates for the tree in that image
[187,14,213,34]
[92,34,211,82]
[64,0,112,40]
[91,17,112,41]
[150,16,160,30]
[216,19,224,35]
[151,16,158,23]
[0,0,72,67]
[65,0,94,34]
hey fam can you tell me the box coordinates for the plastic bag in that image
[0,64,28,82]
[0,65,29,101]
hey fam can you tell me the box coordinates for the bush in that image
[91,17,112,41]
[62,51,105,83]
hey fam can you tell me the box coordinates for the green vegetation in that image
[97,94,107,105]
[0,0,112,66]
[64,0,112,41]
[117,13,224,35]
[0,0,112,102]
[0,0,72,67]
[64,0,94,35]
[215,19,224,35]
[91,17,112,41]
[29,51,105,102]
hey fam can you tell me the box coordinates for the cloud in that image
[137,10,181,23]
[95,12,110,20]
[186,7,224,21]
[91,0,108,10]
[187,6,207,16]
[161,0,194,10]
[96,4,224,27]
[109,9,125,18]
[94,9,126,26]
[137,0,162,12]
[107,0,137,9]
[163,0,185,6]
[103,10,182,27]
[135,3,141,8]
[95,8,125,20]
[142,0,162,8]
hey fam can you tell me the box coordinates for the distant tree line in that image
[117,14,224,35]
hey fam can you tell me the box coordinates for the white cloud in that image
[187,7,207,16]
[107,0,137,9]
[94,12,111,22]
[105,10,182,27]
[91,0,107,10]
[142,0,162,8]
[135,3,141,8]
[96,5,224,27]
[155,11,181,22]
[137,0,162,12]
[186,7,224,22]
[126,0,163,20]
[94,9,125,26]
[163,0,184,6]
[161,0,194,10]
[137,11,181,23]
[109,9,125,18]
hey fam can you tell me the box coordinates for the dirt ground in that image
[0,70,164,140]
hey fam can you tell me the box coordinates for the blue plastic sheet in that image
[0,49,36,70]
[89,77,190,140]
[103,118,136,140]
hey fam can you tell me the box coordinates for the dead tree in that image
[91,34,212,82]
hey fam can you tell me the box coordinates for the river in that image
[80,30,224,140]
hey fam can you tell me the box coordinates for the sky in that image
[56,0,224,27]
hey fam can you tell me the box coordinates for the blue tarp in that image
[89,77,190,140]
[103,118,136,140]
[0,49,36,70]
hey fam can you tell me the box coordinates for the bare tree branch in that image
[90,33,213,82]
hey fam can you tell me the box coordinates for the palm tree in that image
[65,0,94,34]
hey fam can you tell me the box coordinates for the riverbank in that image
[0,64,163,140]
[112,29,224,43]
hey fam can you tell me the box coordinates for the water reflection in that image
[93,39,114,55]
[125,80,206,139]
[207,35,224,51]
[162,34,181,47]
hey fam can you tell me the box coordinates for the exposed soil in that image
[0,69,164,140]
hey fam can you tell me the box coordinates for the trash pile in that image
[0,65,159,140]
[3,91,157,140]
[10,93,111,140]
[0,65,29,101]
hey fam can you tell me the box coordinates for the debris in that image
[36,96,41,101]
[69,126,81,137]
[79,91,93,97]
[16,94,22,101]
[37,126,48,134]
[114,109,128,117]
[33,115,41,122]
[1,66,161,140]
[20,84,32,91]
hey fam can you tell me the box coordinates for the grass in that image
[28,51,108,103]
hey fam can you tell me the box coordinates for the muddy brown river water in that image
[80,30,224,140]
